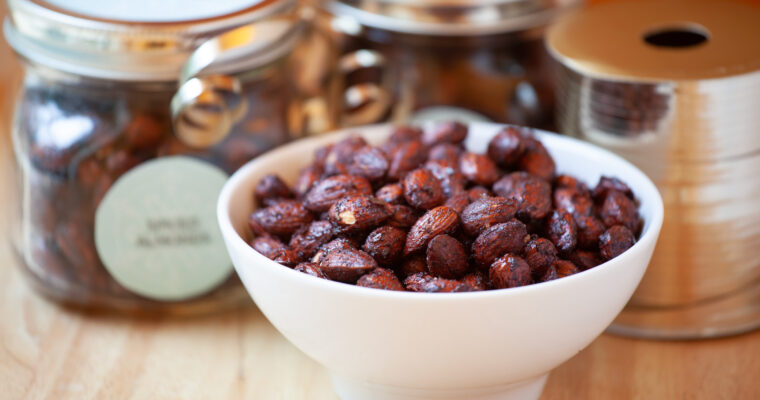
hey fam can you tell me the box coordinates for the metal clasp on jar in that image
[171,18,302,148]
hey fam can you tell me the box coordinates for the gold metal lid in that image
[546,0,760,81]
[325,0,582,36]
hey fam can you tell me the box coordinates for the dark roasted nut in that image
[294,262,328,279]
[324,135,367,176]
[313,143,333,169]
[428,143,462,164]
[575,215,606,250]
[426,234,468,279]
[219,136,264,178]
[459,152,500,186]
[294,165,323,198]
[553,187,594,218]
[555,174,588,192]
[599,190,640,232]
[318,247,377,283]
[422,121,467,146]
[553,259,580,278]
[472,219,528,269]
[93,174,114,208]
[493,172,552,221]
[460,197,518,237]
[56,219,99,274]
[599,225,636,260]
[517,137,555,181]
[357,268,405,291]
[376,183,405,204]
[399,254,428,278]
[541,265,559,282]
[461,271,488,291]
[487,126,526,167]
[289,221,335,260]
[250,235,288,259]
[387,140,427,180]
[312,237,355,264]
[273,249,300,268]
[246,122,644,292]
[403,168,443,209]
[452,229,475,250]
[261,197,293,208]
[30,185,59,233]
[248,213,267,236]
[403,272,478,293]
[250,200,313,236]
[105,149,141,176]
[444,192,470,214]
[328,195,392,233]
[76,158,103,188]
[304,174,372,212]
[156,136,200,158]
[569,250,603,271]
[348,146,388,182]
[546,211,577,255]
[363,226,406,265]
[467,186,492,202]
[424,159,466,197]
[387,204,419,229]
[29,143,74,175]
[255,174,293,205]
[523,237,558,279]
[388,125,423,143]
[124,113,165,151]
[489,254,532,289]
[405,206,459,255]
[592,176,634,202]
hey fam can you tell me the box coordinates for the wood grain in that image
[0,2,759,399]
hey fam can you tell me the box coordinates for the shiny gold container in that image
[547,0,760,338]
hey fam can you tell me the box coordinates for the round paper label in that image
[95,156,232,301]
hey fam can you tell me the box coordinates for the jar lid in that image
[324,0,581,36]
[546,0,760,81]
[4,0,300,81]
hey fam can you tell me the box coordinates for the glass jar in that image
[310,0,581,130]
[5,0,304,313]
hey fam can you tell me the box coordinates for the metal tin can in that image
[548,0,760,338]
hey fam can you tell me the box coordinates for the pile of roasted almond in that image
[247,122,642,292]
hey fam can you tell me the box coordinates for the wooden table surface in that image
[1,3,759,400]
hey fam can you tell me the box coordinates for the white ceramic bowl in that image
[217,123,664,400]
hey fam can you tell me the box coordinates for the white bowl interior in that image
[217,122,664,394]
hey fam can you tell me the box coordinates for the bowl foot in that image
[331,373,548,400]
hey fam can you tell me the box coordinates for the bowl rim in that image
[217,122,664,302]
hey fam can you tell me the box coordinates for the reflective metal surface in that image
[172,17,302,147]
[548,0,760,338]
[326,0,581,36]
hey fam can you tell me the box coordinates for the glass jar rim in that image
[5,0,301,81]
